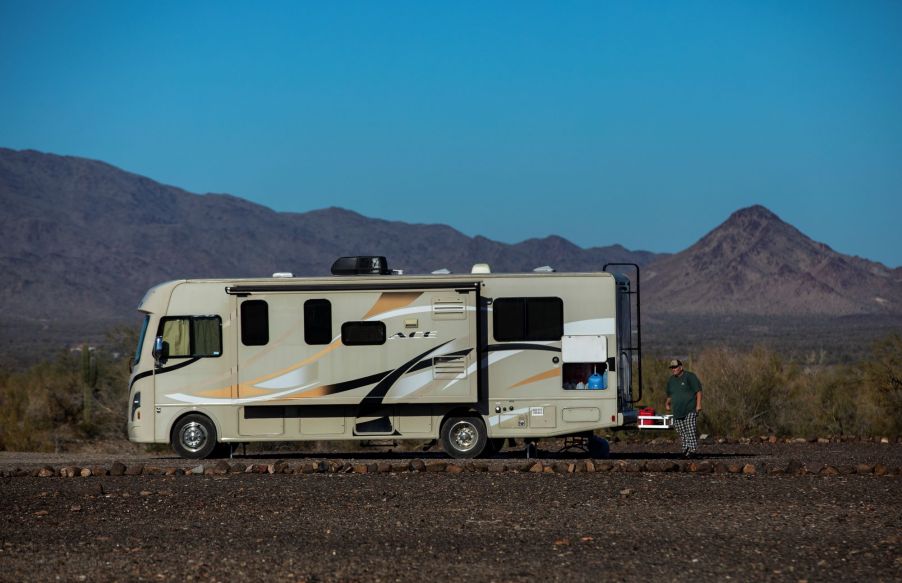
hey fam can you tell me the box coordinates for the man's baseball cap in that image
[668,359,683,368]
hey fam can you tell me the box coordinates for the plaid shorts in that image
[673,412,699,452]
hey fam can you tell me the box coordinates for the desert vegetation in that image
[1,331,900,452]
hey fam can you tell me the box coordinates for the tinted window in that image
[159,316,222,357]
[493,297,563,342]
[304,299,332,345]
[342,321,386,345]
[241,300,269,346]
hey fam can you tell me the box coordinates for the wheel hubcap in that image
[180,421,208,452]
[450,421,478,452]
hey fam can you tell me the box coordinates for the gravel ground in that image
[1,442,900,582]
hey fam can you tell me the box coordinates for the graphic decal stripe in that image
[357,340,453,415]
[486,343,561,353]
[510,368,560,389]
[363,292,423,320]
[129,358,200,392]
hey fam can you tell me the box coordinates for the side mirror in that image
[152,336,169,368]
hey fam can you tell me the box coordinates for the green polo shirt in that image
[666,371,702,419]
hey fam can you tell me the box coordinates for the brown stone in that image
[230,463,247,473]
[553,462,570,474]
[838,465,855,475]
[727,463,743,474]
[425,461,447,473]
[91,466,109,477]
[804,463,824,475]
[410,460,426,472]
[820,466,840,476]
[786,459,804,475]
[713,463,729,474]
[742,464,757,475]
[143,466,165,476]
[446,464,464,474]
[80,468,92,478]
[37,467,55,478]
[377,462,392,474]
[109,462,126,476]
[584,460,595,473]
[767,465,785,475]
[124,464,144,476]
[488,463,506,473]
[391,463,410,473]
[163,467,179,476]
[353,464,368,474]
[528,462,544,473]
[874,463,889,476]
[855,464,873,475]
[543,466,554,473]
[60,466,80,478]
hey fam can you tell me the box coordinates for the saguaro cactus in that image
[81,343,98,425]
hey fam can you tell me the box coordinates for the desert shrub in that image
[850,333,902,437]
[0,339,131,451]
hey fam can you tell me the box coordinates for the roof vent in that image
[272,272,294,278]
[471,263,491,274]
[331,256,391,276]
[533,266,555,273]
[431,268,451,275]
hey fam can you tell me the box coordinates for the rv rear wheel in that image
[171,414,218,459]
[440,416,487,459]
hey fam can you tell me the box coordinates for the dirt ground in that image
[1,442,900,582]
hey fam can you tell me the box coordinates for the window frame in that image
[341,321,387,346]
[240,299,270,346]
[304,299,333,345]
[156,315,223,358]
[492,296,564,342]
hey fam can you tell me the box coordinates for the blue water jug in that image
[587,372,606,390]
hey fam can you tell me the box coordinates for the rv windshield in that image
[133,315,150,366]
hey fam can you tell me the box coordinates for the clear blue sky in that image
[2,1,901,266]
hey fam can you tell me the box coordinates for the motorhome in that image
[127,257,641,459]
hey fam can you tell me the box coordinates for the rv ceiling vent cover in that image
[471,263,491,274]
[533,265,555,273]
[331,256,391,276]
[272,272,294,278]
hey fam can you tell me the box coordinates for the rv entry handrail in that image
[602,262,643,404]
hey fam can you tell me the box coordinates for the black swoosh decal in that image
[357,340,454,416]
[486,343,561,353]
[129,358,201,392]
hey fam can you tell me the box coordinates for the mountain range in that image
[2,147,900,363]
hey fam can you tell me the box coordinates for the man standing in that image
[665,359,703,458]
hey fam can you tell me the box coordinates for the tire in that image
[588,435,610,459]
[171,414,218,459]
[440,416,488,459]
[480,438,505,458]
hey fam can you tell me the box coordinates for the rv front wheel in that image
[171,414,218,459]
[440,416,487,459]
